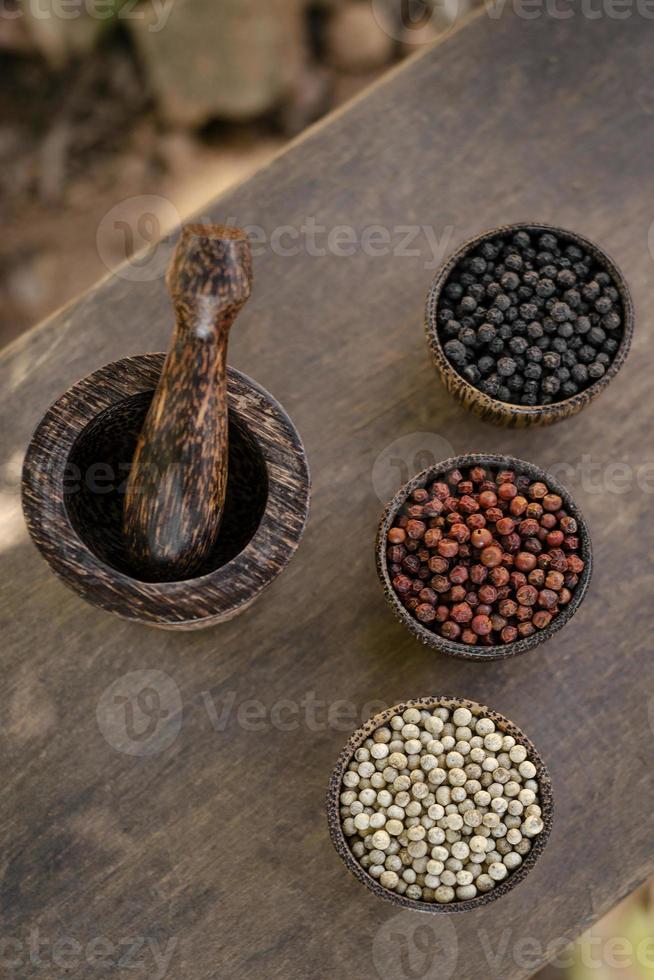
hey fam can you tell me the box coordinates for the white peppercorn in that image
[340,704,545,905]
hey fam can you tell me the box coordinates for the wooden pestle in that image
[123,224,253,581]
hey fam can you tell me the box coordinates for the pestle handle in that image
[123,224,252,581]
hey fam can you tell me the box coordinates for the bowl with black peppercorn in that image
[327,696,553,912]
[425,223,633,426]
[376,454,592,661]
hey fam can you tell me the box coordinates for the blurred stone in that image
[325,1,395,73]
[21,0,111,67]
[279,64,334,136]
[130,0,305,126]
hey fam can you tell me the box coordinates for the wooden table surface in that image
[1,6,653,979]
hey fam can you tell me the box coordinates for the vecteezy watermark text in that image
[1,0,174,32]
[0,929,177,978]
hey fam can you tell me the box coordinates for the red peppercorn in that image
[441,621,461,640]
[478,490,498,509]
[501,625,518,643]
[546,530,564,547]
[416,603,436,623]
[526,502,543,519]
[412,488,429,503]
[470,467,487,483]
[533,610,552,629]
[431,575,450,593]
[518,622,536,638]
[516,584,538,606]
[471,614,492,636]
[458,495,479,514]
[424,498,444,517]
[478,584,498,604]
[498,598,518,617]
[451,602,473,623]
[542,493,563,512]
[490,613,507,632]
[406,519,426,540]
[498,482,518,500]
[480,545,503,568]
[496,517,516,536]
[558,588,572,605]
[538,588,558,609]
[438,539,459,558]
[388,527,406,544]
[402,555,421,574]
[509,495,528,516]
[458,480,474,494]
[460,629,478,645]
[518,518,540,537]
[560,515,577,534]
[419,587,438,605]
[449,523,470,543]
[407,504,425,518]
[469,564,488,585]
[448,469,463,485]
[514,551,537,572]
[465,591,479,607]
[529,482,548,499]
[448,585,467,603]
[497,470,515,484]
[432,482,450,500]
[528,568,545,587]
[404,597,419,612]
[449,565,469,584]
[501,532,521,553]
[563,535,579,551]
[545,570,564,590]
[466,516,486,533]
[564,572,578,589]
[436,605,449,622]
[445,498,461,514]
[428,555,449,574]
[470,527,493,549]
[490,566,510,586]
[393,574,412,594]
[476,603,492,616]
[510,571,527,590]
[388,544,406,563]
[424,528,443,548]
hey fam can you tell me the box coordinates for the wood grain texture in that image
[425,223,634,427]
[326,696,554,913]
[376,454,593,661]
[2,8,654,980]
[124,226,253,580]
[22,355,310,628]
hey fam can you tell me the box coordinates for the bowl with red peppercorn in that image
[425,223,634,427]
[376,454,592,661]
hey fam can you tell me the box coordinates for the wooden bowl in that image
[22,354,310,629]
[327,696,554,914]
[425,222,634,427]
[376,453,592,661]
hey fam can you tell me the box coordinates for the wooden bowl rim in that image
[326,695,554,914]
[424,221,634,422]
[375,453,593,661]
[22,353,311,627]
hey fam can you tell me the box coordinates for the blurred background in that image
[1,1,652,975]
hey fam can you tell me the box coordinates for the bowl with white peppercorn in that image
[376,454,592,661]
[425,223,634,427]
[327,697,553,912]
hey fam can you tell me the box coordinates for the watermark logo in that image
[1,0,175,33]
[96,195,180,282]
[372,911,458,980]
[97,670,182,756]
[372,0,463,42]
[372,432,454,503]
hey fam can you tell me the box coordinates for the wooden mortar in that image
[22,353,309,628]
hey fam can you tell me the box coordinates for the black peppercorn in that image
[436,228,624,405]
